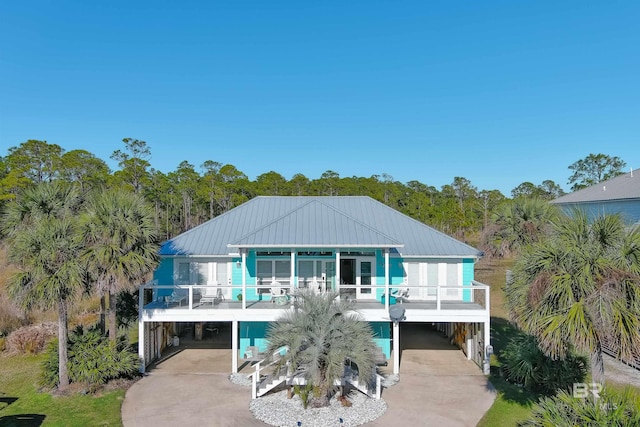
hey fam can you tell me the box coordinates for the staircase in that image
[249,347,290,399]
[253,364,288,398]
[249,349,383,400]
[342,365,383,399]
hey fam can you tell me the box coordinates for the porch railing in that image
[139,280,490,312]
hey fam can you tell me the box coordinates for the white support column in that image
[384,249,390,312]
[393,321,400,375]
[242,250,247,310]
[466,323,472,360]
[335,250,341,294]
[290,251,295,291]
[138,286,145,373]
[483,317,491,375]
[232,319,239,373]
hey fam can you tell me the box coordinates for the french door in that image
[356,260,375,299]
[297,260,336,293]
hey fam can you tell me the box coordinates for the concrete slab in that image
[122,324,496,427]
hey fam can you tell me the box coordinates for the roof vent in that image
[631,168,634,178]
[603,186,606,192]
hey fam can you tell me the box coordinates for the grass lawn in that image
[0,352,129,427]
[475,256,539,427]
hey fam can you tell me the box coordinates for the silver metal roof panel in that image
[160,196,482,258]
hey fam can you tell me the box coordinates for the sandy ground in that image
[604,353,640,388]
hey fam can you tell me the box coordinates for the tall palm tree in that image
[81,189,159,342]
[263,290,379,408]
[2,183,86,391]
[481,197,559,258]
[505,210,640,385]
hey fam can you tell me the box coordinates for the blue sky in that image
[1,1,637,196]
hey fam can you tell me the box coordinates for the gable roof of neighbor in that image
[160,196,482,258]
[551,169,640,204]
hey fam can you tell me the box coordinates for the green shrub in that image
[519,387,640,427]
[501,332,587,395]
[42,325,140,391]
[293,383,314,409]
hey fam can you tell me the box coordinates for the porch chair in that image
[269,287,290,305]
[392,288,410,304]
[200,286,224,306]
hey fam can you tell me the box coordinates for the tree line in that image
[0,138,628,242]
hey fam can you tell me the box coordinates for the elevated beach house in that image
[138,196,492,376]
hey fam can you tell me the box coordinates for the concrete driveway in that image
[122,324,496,427]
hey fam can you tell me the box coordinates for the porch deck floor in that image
[143,299,486,311]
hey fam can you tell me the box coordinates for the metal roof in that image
[552,169,640,204]
[160,196,482,258]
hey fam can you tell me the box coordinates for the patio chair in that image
[270,287,290,305]
[163,289,188,307]
[200,286,224,306]
[392,287,410,304]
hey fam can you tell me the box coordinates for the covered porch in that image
[137,281,491,377]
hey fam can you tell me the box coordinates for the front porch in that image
[138,284,490,380]
[139,281,490,318]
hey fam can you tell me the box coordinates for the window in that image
[446,263,459,296]
[298,260,314,288]
[256,259,291,286]
[360,261,372,294]
[257,260,272,286]
[426,263,438,296]
[178,262,190,284]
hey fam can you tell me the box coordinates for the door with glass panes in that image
[297,260,335,293]
[356,259,375,299]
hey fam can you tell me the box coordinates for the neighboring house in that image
[138,196,491,377]
[552,168,640,369]
[551,168,640,226]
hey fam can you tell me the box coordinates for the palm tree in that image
[505,210,640,385]
[481,197,559,258]
[2,183,86,391]
[263,290,379,408]
[81,189,159,342]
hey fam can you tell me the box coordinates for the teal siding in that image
[240,321,391,359]
[239,321,270,357]
[375,250,405,299]
[390,259,405,285]
[153,258,174,298]
[232,251,258,301]
[370,322,391,357]
[231,257,243,301]
[462,258,474,302]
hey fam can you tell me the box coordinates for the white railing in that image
[140,281,490,312]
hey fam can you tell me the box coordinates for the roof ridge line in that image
[312,197,404,245]
[229,198,318,244]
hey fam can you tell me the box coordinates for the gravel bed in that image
[250,389,387,427]
[229,372,253,387]
[229,372,397,426]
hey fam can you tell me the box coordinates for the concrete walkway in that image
[122,325,496,427]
